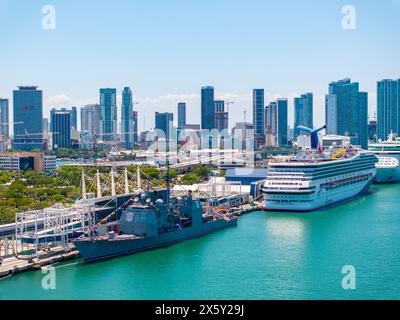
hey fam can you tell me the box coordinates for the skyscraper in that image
[50,108,72,149]
[214,100,228,132]
[215,111,229,132]
[377,79,400,140]
[132,111,138,146]
[214,100,225,113]
[265,99,288,146]
[121,87,134,149]
[99,88,117,141]
[13,86,44,151]
[358,92,369,148]
[178,102,186,129]
[71,106,77,130]
[42,118,49,134]
[276,99,288,146]
[294,93,313,138]
[253,89,265,147]
[201,86,215,130]
[325,79,368,148]
[81,104,100,139]
[0,98,9,140]
[155,112,174,138]
[265,102,277,137]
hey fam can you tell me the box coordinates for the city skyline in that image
[1,0,400,132]
[1,79,399,151]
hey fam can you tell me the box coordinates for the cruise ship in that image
[262,129,378,212]
[368,133,400,183]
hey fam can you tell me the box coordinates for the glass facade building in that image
[99,88,117,141]
[214,100,225,113]
[13,86,44,151]
[50,109,72,149]
[81,104,100,144]
[253,89,265,147]
[265,102,277,136]
[155,112,174,138]
[215,112,229,132]
[178,102,186,129]
[294,93,313,138]
[201,86,215,130]
[277,99,288,146]
[0,98,9,139]
[214,100,228,132]
[132,111,138,145]
[377,79,400,140]
[71,106,77,130]
[121,87,134,149]
[325,79,368,148]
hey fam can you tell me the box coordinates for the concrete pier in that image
[0,245,79,279]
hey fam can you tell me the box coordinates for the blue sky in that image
[0,0,399,132]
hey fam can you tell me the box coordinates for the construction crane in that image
[226,100,235,113]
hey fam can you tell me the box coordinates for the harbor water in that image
[1,184,400,300]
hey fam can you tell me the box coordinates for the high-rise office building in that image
[214,100,225,113]
[232,122,254,150]
[132,111,138,146]
[178,102,186,129]
[50,108,72,149]
[13,86,44,151]
[201,86,215,130]
[71,106,77,130]
[0,98,9,140]
[253,89,265,147]
[57,107,77,130]
[121,87,134,149]
[155,112,174,138]
[42,118,49,134]
[276,99,288,146]
[294,93,313,138]
[99,88,117,141]
[265,99,288,146]
[213,100,228,132]
[215,111,229,132]
[377,79,400,140]
[325,79,368,148]
[358,92,369,148]
[81,104,100,139]
[265,102,277,136]
[368,120,377,141]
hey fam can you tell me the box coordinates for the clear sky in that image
[1,0,399,132]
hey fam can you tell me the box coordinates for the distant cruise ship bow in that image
[368,133,400,183]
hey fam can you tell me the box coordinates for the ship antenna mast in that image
[165,122,171,211]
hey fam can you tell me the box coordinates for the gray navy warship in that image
[73,188,238,262]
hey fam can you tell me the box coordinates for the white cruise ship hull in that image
[262,150,378,213]
[263,176,374,212]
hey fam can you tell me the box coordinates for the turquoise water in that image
[1,184,400,300]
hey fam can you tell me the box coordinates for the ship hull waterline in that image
[73,219,238,262]
[263,178,374,213]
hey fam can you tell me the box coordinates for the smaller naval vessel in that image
[73,189,238,262]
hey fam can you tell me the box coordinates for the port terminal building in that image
[225,168,268,198]
[0,152,56,172]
